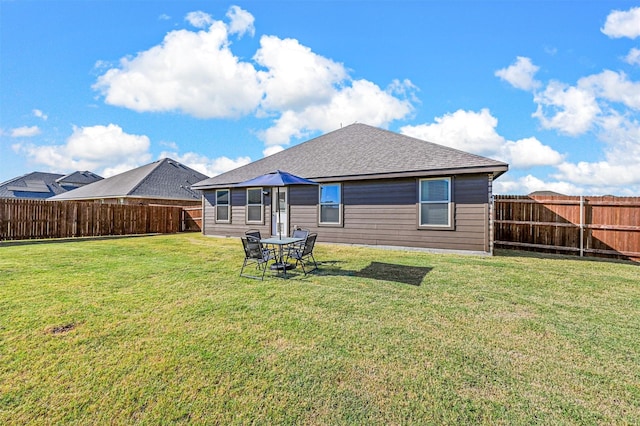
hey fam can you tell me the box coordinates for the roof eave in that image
[49,195,200,202]
[193,164,509,189]
[309,165,509,182]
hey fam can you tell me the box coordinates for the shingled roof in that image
[56,171,103,187]
[51,158,208,201]
[0,171,103,199]
[193,123,508,189]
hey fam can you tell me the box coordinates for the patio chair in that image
[240,236,275,280]
[291,228,309,240]
[245,229,262,239]
[288,228,310,254]
[286,233,318,275]
[245,230,274,259]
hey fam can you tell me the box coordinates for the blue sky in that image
[1,1,639,195]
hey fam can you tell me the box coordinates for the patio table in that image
[260,236,304,277]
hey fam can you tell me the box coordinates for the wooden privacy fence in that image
[494,195,640,261]
[181,206,202,232]
[0,199,183,241]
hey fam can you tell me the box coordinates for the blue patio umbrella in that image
[234,170,318,238]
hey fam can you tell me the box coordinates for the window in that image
[215,189,230,223]
[419,178,452,227]
[246,188,263,223]
[319,183,342,225]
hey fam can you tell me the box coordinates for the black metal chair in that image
[286,233,318,275]
[291,228,309,240]
[245,230,275,260]
[245,229,262,239]
[240,236,275,280]
[287,228,310,254]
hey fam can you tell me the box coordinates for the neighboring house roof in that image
[56,171,103,188]
[50,158,209,201]
[0,171,102,199]
[193,123,508,189]
[528,190,566,197]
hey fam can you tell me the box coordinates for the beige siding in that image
[203,174,492,252]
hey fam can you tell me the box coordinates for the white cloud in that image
[491,8,640,195]
[493,174,583,195]
[101,163,142,178]
[262,79,415,146]
[500,137,564,169]
[263,145,284,157]
[94,9,262,119]
[401,109,505,155]
[94,6,416,152]
[495,56,541,91]
[259,111,307,146]
[401,109,563,170]
[523,66,640,193]
[10,126,41,137]
[500,58,640,138]
[532,81,600,135]
[159,150,251,177]
[160,140,179,151]
[185,11,214,29]
[601,6,640,39]
[551,161,640,196]
[66,124,150,161]
[33,109,48,120]
[624,48,640,66]
[550,113,640,192]
[597,113,640,166]
[519,105,640,195]
[578,70,640,110]
[13,124,151,177]
[255,35,348,111]
[226,5,255,37]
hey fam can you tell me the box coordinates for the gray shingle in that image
[51,158,209,201]
[1,171,103,199]
[56,171,103,186]
[193,123,508,188]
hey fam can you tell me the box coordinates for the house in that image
[51,158,208,206]
[0,171,103,199]
[528,190,566,197]
[192,123,508,254]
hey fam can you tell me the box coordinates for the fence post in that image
[579,195,584,257]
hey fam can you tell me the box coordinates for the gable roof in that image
[51,158,209,201]
[0,171,102,199]
[56,171,103,187]
[193,123,508,189]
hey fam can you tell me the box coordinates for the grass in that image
[1,233,638,425]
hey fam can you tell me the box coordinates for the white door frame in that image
[271,187,288,237]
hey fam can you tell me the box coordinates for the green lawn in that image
[1,233,638,424]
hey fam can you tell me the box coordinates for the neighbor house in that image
[0,171,103,200]
[51,158,208,206]
[192,123,508,254]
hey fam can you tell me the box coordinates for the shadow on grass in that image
[316,260,431,286]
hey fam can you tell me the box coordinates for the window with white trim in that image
[246,188,263,223]
[319,183,342,225]
[215,189,230,223]
[419,178,451,227]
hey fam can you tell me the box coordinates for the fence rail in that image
[181,206,202,232]
[0,199,183,241]
[494,195,640,261]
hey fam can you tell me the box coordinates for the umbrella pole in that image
[277,187,281,239]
